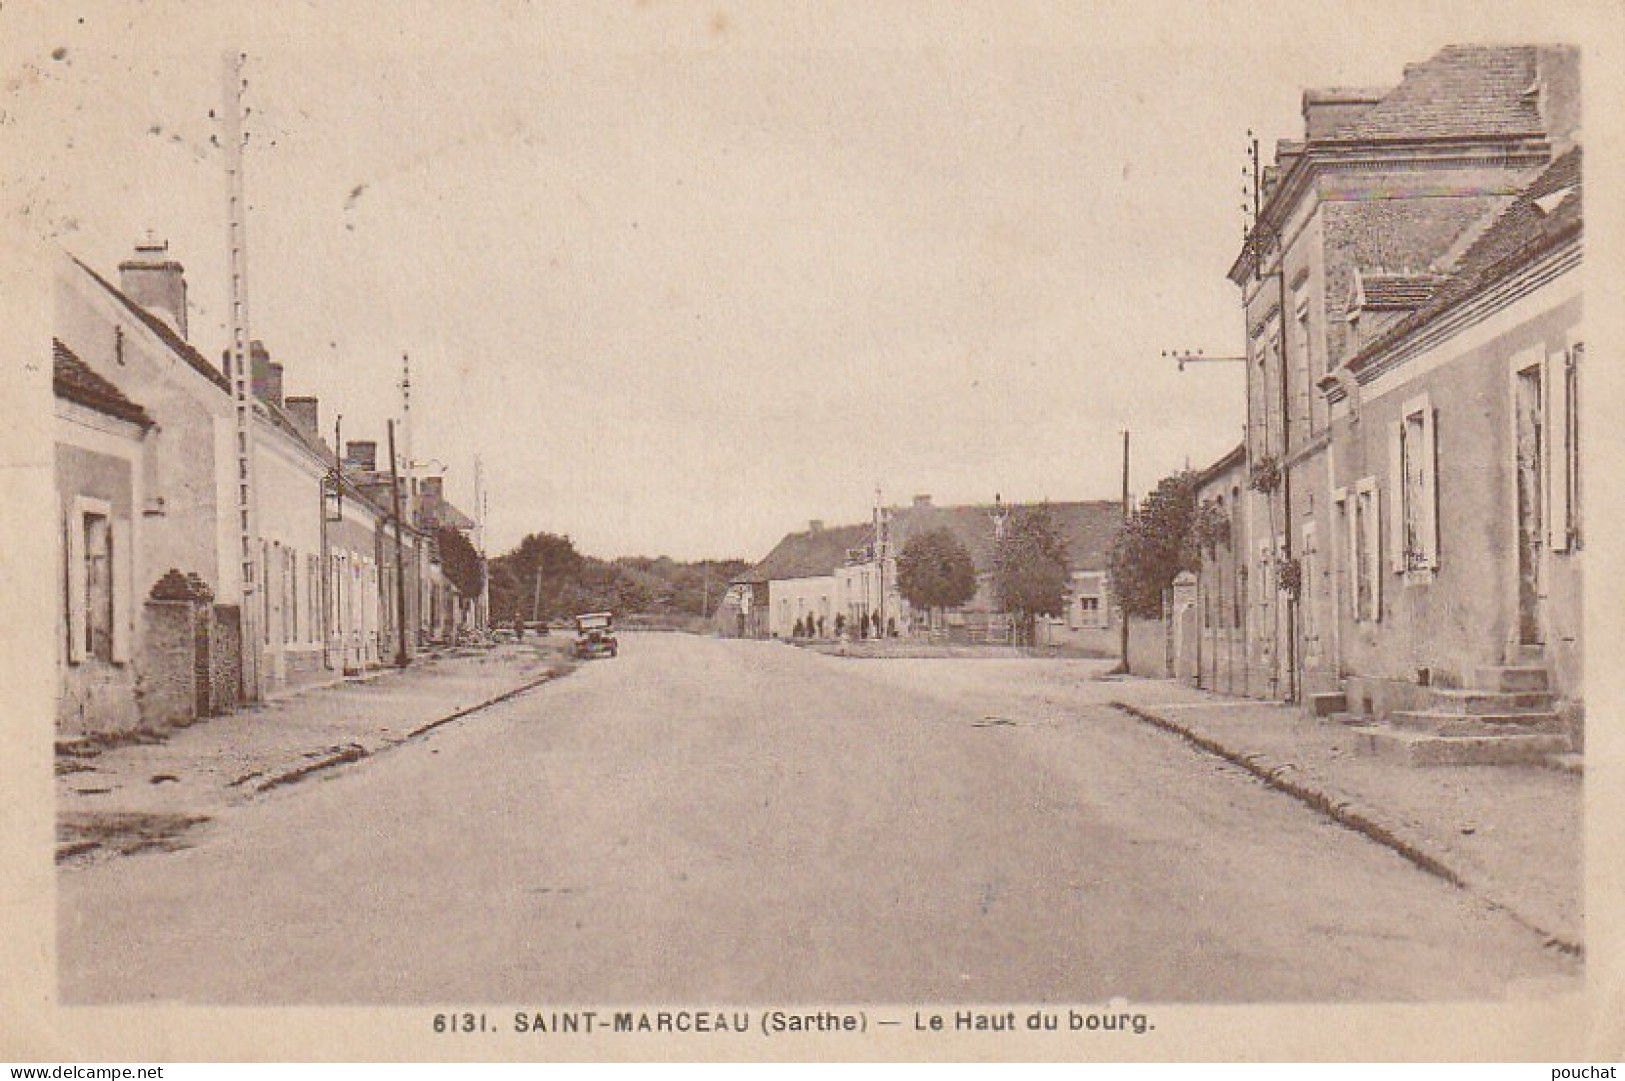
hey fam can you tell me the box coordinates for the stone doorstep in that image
[1424,688,1553,714]
[1543,752,1584,776]
[1308,691,1347,717]
[1471,665,1552,693]
[1354,725,1571,767]
[1389,709,1566,737]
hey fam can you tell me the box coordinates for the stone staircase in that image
[1337,660,1573,767]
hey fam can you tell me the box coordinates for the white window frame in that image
[1345,478,1382,623]
[1547,342,1581,553]
[1072,571,1106,629]
[1391,394,1439,579]
[64,496,131,665]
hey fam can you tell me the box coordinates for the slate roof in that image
[67,254,417,532]
[72,257,231,393]
[416,496,477,532]
[53,338,154,429]
[1326,45,1545,143]
[737,522,873,583]
[73,254,369,474]
[738,501,1123,584]
[1348,146,1580,374]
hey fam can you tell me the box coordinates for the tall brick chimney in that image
[251,341,283,408]
[118,239,188,340]
[912,494,932,508]
[220,340,283,407]
[284,395,319,439]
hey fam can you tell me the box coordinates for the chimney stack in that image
[118,238,188,340]
[221,340,284,408]
[284,395,319,439]
[912,494,932,508]
[345,440,377,472]
[1300,87,1387,140]
[808,520,824,533]
[250,341,283,408]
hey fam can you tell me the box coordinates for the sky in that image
[2,0,1600,561]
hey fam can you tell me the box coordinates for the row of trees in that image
[895,505,1075,643]
[896,474,1221,645]
[488,475,1214,641]
[486,531,747,627]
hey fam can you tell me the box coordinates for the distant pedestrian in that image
[817,615,826,638]
[835,613,846,638]
[887,616,896,638]
[793,616,804,639]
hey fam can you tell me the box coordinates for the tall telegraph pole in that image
[223,51,262,701]
[387,419,410,667]
[1118,429,1131,670]
[400,352,415,525]
[474,453,489,631]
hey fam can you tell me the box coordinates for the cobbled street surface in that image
[58,633,1578,1004]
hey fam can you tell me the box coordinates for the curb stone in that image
[249,667,568,794]
[1108,699,1583,958]
[57,653,572,863]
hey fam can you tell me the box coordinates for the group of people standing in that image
[789,610,898,640]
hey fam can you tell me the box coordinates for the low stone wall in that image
[209,605,241,713]
[139,600,200,730]
[1125,617,1169,678]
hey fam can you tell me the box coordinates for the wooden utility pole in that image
[474,453,489,631]
[1118,429,1131,671]
[387,419,410,667]
[222,50,262,701]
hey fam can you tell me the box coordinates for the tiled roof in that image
[434,500,476,531]
[53,338,153,428]
[739,501,1123,584]
[74,255,353,474]
[1449,144,1580,276]
[1326,45,1545,142]
[902,501,1123,571]
[416,496,477,532]
[737,522,873,583]
[72,257,231,393]
[1349,146,1581,374]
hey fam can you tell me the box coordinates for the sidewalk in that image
[56,640,575,866]
[1104,678,1583,953]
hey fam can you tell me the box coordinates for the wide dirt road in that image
[58,633,1575,1004]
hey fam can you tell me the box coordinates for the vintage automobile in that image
[572,611,618,659]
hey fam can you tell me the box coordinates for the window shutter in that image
[1335,489,1355,615]
[1387,423,1405,573]
[65,508,85,665]
[1547,349,1571,552]
[1370,488,1384,620]
[1422,407,1440,568]
[1569,344,1583,545]
[111,517,132,664]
